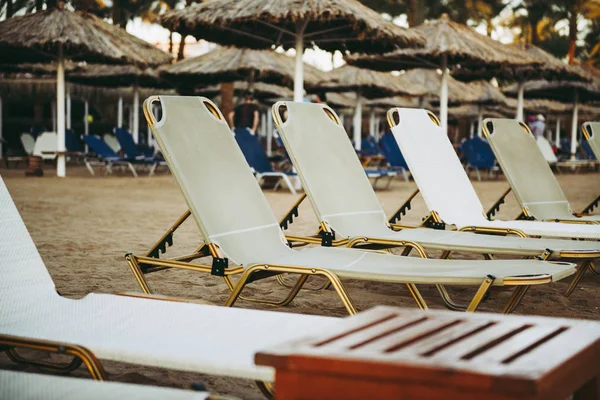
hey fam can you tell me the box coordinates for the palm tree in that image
[553,0,600,64]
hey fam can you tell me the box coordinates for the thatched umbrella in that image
[503,77,600,157]
[345,14,540,134]
[0,5,172,176]
[316,65,426,149]
[160,0,425,102]
[196,81,293,99]
[68,64,169,142]
[160,46,325,90]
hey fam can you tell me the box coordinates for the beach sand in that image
[1,165,599,399]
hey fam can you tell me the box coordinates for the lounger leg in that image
[406,284,428,310]
[565,260,592,297]
[589,261,599,275]
[466,275,495,312]
[84,161,95,176]
[502,285,530,314]
[149,162,158,176]
[6,348,83,373]
[127,162,138,177]
[435,285,468,311]
[402,168,409,182]
[276,274,331,291]
[255,381,274,399]
[475,169,481,181]
[224,273,309,307]
[280,175,297,196]
[0,336,106,380]
[125,254,152,294]
[105,162,112,175]
[225,265,358,315]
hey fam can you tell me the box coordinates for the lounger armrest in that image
[458,225,528,238]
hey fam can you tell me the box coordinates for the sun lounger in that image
[536,136,593,171]
[103,133,121,154]
[115,127,161,175]
[0,177,337,392]
[234,127,298,195]
[482,119,600,225]
[83,135,138,177]
[130,95,575,315]
[387,108,600,241]
[583,122,600,161]
[33,132,58,160]
[461,136,499,181]
[272,101,600,300]
[0,370,218,400]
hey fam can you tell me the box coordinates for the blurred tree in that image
[552,0,600,64]
[581,18,599,67]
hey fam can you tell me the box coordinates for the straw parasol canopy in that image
[395,69,477,104]
[160,0,425,101]
[315,65,426,150]
[68,64,167,88]
[365,96,421,109]
[0,5,172,177]
[345,14,540,133]
[160,46,325,88]
[196,81,293,99]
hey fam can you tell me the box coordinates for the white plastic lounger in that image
[134,95,575,315]
[20,133,35,155]
[0,371,215,400]
[482,119,600,224]
[0,177,336,386]
[272,102,600,258]
[583,122,600,161]
[536,136,592,170]
[388,108,600,241]
[33,132,58,160]
[272,102,599,301]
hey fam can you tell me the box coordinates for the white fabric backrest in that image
[583,122,600,160]
[0,177,57,305]
[389,108,485,225]
[103,134,121,153]
[275,102,388,237]
[536,136,558,163]
[33,132,57,159]
[485,119,571,220]
[20,133,35,155]
[148,96,290,265]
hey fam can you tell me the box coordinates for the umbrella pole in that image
[117,96,123,128]
[353,90,362,151]
[293,21,307,102]
[0,96,2,160]
[52,101,57,132]
[369,110,375,138]
[570,89,579,160]
[66,84,71,130]
[133,85,140,143]
[477,105,483,137]
[84,100,89,153]
[555,117,561,148]
[470,120,474,139]
[56,45,66,178]
[266,110,273,156]
[440,54,449,135]
[516,81,524,122]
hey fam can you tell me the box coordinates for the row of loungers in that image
[1,96,599,397]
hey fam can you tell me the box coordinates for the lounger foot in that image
[565,260,591,297]
[435,285,468,311]
[255,381,274,399]
[0,335,106,380]
[502,285,530,314]
[125,253,153,294]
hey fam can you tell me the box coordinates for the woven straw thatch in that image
[160,46,325,88]
[453,44,593,82]
[394,69,478,105]
[160,0,425,54]
[321,92,356,109]
[68,64,168,88]
[346,15,540,78]
[195,81,293,99]
[0,61,84,75]
[365,96,421,109]
[0,7,171,66]
[442,104,506,119]
[464,80,507,106]
[503,79,600,103]
[503,98,572,114]
[316,65,427,98]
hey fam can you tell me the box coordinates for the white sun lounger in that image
[387,108,600,241]
[0,177,337,386]
[272,102,599,300]
[535,136,593,171]
[482,119,600,224]
[583,121,600,161]
[33,132,58,160]
[133,95,575,315]
[0,370,217,400]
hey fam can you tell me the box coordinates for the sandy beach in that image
[1,165,599,399]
